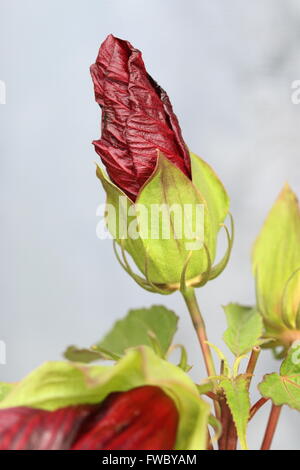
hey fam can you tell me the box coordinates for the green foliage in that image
[223,303,263,356]
[259,341,300,410]
[64,345,120,363]
[170,344,192,372]
[220,375,251,450]
[252,184,300,336]
[64,305,178,363]
[97,306,178,356]
[0,347,210,451]
[196,381,214,395]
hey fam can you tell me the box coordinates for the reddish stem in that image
[246,346,261,387]
[249,397,269,421]
[205,391,219,401]
[260,404,282,450]
[218,395,230,450]
[218,394,237,450]
[226,420,238,451]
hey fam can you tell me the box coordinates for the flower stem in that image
[182,287,221,426]
[182,287,216,378]
[260,404,282,450]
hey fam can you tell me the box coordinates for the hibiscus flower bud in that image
[0,386,178,450]
[91,34,191,201]
[92,36,231,293]
[252,184,300,349]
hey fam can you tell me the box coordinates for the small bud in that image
[92,35,231,294]
[252,184,300,347]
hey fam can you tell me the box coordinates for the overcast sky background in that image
[1,0,300,449]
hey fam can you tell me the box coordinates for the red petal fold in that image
[72,385,178,450]
[0,405,93,450]
[0,386,178,450]
[91,34,191,200]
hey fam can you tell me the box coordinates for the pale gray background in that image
[1,0,300,450]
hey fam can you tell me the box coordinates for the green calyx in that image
[96,151,231,294]
[0,347,210,451]
[252,184,300,345]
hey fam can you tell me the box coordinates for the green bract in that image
[252,185,300,346]
[0,346,210,451]
[96,151,231,294]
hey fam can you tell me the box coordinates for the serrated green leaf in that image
[223,303,263,356]
[95,305,178,357]
[220,376,250,450]
[0,346,210,450]
[64,306,178,363]
[259,341,300,410]
[252,184,300,334]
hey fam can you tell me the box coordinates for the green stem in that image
[182,287,216,378]
[182,287,221,429]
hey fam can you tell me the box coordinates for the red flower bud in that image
[91,34,191,201]
[0,386,178,450]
